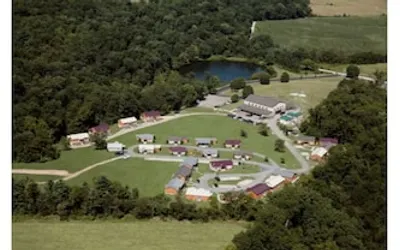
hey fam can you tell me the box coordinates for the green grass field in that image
[254,16,387,54]
[310,0,387,16]
[12,220,246,250]
[321,63,387,78]
[12,174,62,182]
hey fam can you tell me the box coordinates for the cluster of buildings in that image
[293,136,339,162]
[66,111,161,147]
[278,111,303,127]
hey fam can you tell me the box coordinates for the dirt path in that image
[12,169,70,176]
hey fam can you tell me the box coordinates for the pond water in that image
[179,61,263,83]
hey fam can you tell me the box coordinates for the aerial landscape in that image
[12,0,387,250]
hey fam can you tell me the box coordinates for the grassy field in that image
[222,77,342,113]
[112,115,299,169]
[310,0,387,16]
[12,147,114,172]
[254,16,386,54]
[12,220,246,250]
[321,63,387,77]
[12,174,62,182]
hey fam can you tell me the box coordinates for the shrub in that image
[280,72,290,83]
[231,94,239,103]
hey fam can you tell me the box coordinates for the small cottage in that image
[233,151,253,161]
[67,132,90,146]
[224,139,241,149]
[118,116,138,128]
[169,146,188,156]
[107,142,126,152]
[209,160,234,171]
[202,148,219,158]
[185,187,213,202]
[246,183,271,199]
[136,134,155,143]
[141,111,161,122]
[265,175,286,189]
[167,136,189,145]
[138,144,161,154]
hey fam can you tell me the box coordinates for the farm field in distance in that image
[310,0,387,16]
[12,220,246,250]
[321,63,387,78]
[254,16,386,54]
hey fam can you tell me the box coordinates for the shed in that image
[224,139,241,148]
[209,160,234,171]
[67,132,90,146]
[118,116,137,128]
[185,187,213,201]
[202,148,219,158]
[310,147,328,161]
[136,134,155,143]
[164,178,185,195]
[246,183,271,199]
[107,142,126,152]
[265,175,285,189]
[169,146,188,156]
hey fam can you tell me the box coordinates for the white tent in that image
[265,175,285,188]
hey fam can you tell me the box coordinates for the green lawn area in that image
[254,16,387,54]
[222,77,343,114]
[67,158,179,197]
[320,63,387,78]
[220,100,243,111]
[12,174,61,182]
[180,106,215,113]
[113,115,299,169]
[12,220,246,250]
[12,147,114,172]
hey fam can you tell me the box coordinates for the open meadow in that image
[310,0,387,16]
[321,63,387,78]
[12,220,246,250]
[254,16,386,54]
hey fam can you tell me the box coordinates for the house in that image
[136,134,155,143]
[174,165,193,180]
[107,142,126,152]
[166,136,188,145]
[67,132,90,146]
[141,111,161,122]
[275,170,299,183]
[118,116,138,128]
[246,183,271,199]
[164,178,185,195]
[318,137,339,147]
[238,94,286,118]
[294,136,316,146]
[265,175,286,189]
[233,151,253,161]
[169,146,188,156]
[310,146,328,162]
[182,157,198,167]
[185,187,213,201]
[89,123,110,135]
[195,137,217,147]
[209,160,234,171]
[202,148,219,158]
[138,144,161,154]
[224,139,241,149]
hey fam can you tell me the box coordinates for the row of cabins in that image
[246,170,299,199]
[293,136,339,162]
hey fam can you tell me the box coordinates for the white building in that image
[310,147,328,161]
[67,132,90,146]
[107,142,125,152]
[118,116,138,128]
[138,144,161,154]
[185,187,213,201]
[265,175,285,189]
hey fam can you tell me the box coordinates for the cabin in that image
[107,142,126,152]
[118,116,138,128]
[141,111,161,122]
[169,146,188,156]
[232,151,253,161]
[136,134,155,143]
[224,139,241,149]
[318,137,339,147]
[89,123,110,135]
[164,178,185,195]
[294,136,316,146]
[185,187,213,202]
[265,175,286,189]
[67,132,90,146]
[275,170,299,183]
[174,165,193,180]
[209,160,234,171]
[182,157,198,167]
[166,136,189,145]
[202,148,219,158]
[310,146,328,162]
[246,183,271,199]
[138,144,161,154]
[195,137,217,147]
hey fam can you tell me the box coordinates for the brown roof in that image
[142,110,160,117]
[89,123,109,133]
[210,160,233,168]
[246,183,271,195]
[225,139,241,145]
[169,146,187,153]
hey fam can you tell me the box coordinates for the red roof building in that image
[169,146,188,156]
[224,139,241,149]
[246,183,271,199]
[89,123,110,134]
[141,111,161,122]
[209,160,234,171]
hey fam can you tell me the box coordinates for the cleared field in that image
[12,220,246,250]
[321,63,387,77]
[112,115,299,169]
[310,0,387,16]
[12,147,114,172]
[254,16,387,54]
[222,77,342,113]
[12,174,62,182]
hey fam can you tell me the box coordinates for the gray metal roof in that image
[239,104,272,116]
[165,178,185,190]
[174,166,192,178]
[245,94,283,107]
[203,148,218,155]
[182,157,198,166]
[136,134,154,140]
[296,135,315,142]
[195,138,214,144]
[275,169,296,178]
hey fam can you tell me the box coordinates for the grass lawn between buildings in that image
[12,220,247,250]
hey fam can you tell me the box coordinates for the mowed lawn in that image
[112,115,299,169]
[254,16,386,54]
[222,77,342,113]
[12,147,115,172]
[12,220,246,250]
[67,158,179,197]
[310,0,387,16]
[12,174,62,182]
[321,63,387,78]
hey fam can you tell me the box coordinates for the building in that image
[174,165,193,180]
[265,175,286,189]
[89,123,110,135]
[195,137,217,147]
[136,134,155,143]
[275,170,299,183]
[233,151,253,161]
[202,148,219,158]
[67,132,90,146]
[294,136,316,146]
[169,146,187,156]
[164,178,185,195]
[141,111,161,122]
[224,139,241,149]
[238,94,286,118]
[318,137,339,147]
[182,157,198,167]
[185,187,213,201]
[166,136,188,145]
[209,160,234,171]
[138,144,161,154]
[310,147,328,162]
[118,116,138,128]
[107,142,126,152]
[246,183,271,199]
[279,115,294,126]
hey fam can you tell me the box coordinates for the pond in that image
[179,61,263,83]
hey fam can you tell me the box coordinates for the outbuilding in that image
[224,139,241,149]
[118,116,138,128]
[233,151,253,161]
[246,183,271,199]
[185,187,213,201]
[107,142,126,152]
[164,178,185,195]
[167,136,189,145]
[202,148,219,158]
[141,111,161,122]
[67,132,90,146]
[138,144,161,154]
[310,146,328,162]
[136,134,155,143]
[265,175,286,189]
[209,160,234,171]
[169,146,188,156]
